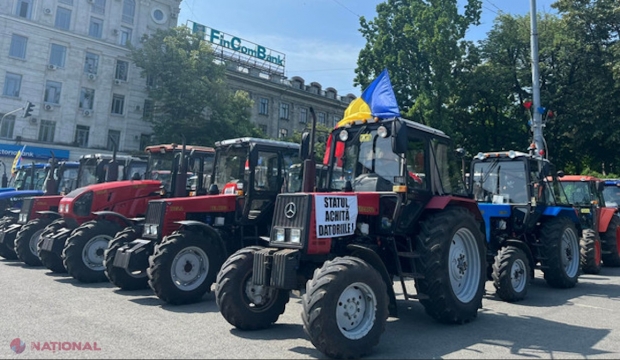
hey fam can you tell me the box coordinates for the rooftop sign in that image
[188,20,286,76]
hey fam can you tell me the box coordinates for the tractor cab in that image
[12,163,49,191]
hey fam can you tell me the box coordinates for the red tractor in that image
[105,137,302,305]
[37,144,215,280]
[9,153,147,266]
[215,117,486,359]
[559,175,620,273]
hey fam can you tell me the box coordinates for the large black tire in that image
[0,217,18,260]
[492,245,531,302]
[104,227,149,290]
[302,256,388,359]
[14,218,53,266]
[216,246,289,330]
[601,215,620,267]
[413,207,486,324]
[63,220,122,283]
[37,219,69,273]
[580,229,602,274]
[539,216,580,288]
[148,229,225,305]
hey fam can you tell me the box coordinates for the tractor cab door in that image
[243,146,298,223]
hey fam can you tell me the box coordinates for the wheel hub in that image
[244,279,269,306]
[448,228,481,304]
[335,283,376,340]
[510,258,527,292]
[170,246,209,291]
[29,228,45,256]
[82,235,112,271]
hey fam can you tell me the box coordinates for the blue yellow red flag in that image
[11,145,26,174]
[336,68,400,127]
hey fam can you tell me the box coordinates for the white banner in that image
[314,195,358,238]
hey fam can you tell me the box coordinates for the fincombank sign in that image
[189,20,286,75]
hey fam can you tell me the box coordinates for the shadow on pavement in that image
[126,292,219,314]
[53,277,116,289]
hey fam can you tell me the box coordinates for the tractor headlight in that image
[19,213,28,223]
[290,228,301,243]
[377,125,389,138]
[275,228,285,242]
[339,129,349,141]
[146,224,158,236]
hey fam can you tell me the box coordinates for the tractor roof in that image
[215,137,300,150]
[559,175,601,182]
[603,179,620,186]
[144,144,215,154]
[335,117,449,140]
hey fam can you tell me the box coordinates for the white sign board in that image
[314,195,358,238]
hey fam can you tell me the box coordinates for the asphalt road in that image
[1,258,619,359]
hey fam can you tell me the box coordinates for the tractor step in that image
[397,252,421,259]
[404,293,429,300]
[400,272,424,279]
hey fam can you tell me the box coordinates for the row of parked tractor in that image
[1,114,620,359]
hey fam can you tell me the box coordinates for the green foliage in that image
[280,123,333,163]
[129,26,262,146]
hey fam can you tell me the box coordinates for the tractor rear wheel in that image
[0,217,18,260]
[14,218,53,266]
[601,215,620,267]
[492,245,530,302]
[414,207,486,324]
[302,256,388,359]
[148,229,224,305]
[63,220,122,283]
[37,219,69,273]
[540,217,580,288]
[215,246,289,330]
[580,229,602,274]
[104,227,149,290]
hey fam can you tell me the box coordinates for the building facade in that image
[0,1,354,167]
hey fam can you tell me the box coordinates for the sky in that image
[177,0,557,96]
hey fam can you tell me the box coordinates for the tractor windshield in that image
[77,160,100,188]
[603,185,620,208]
[562,181,593,206]
[212,146,247,191]
[147,152,175,190]
[472,160,528,204]
[57,167,79,194]
[14,166,48,190]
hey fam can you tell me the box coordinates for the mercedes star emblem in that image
[284,202,297,219]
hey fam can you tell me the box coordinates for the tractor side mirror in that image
[597,181,605,193]
[556,170,565,178]
[300,131,310,160]
[391,119,408,154]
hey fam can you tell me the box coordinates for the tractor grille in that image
[271,194,311,229]
[142,201,166,240]
[19,198,34,223]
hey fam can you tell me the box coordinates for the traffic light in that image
[23,101,35,118]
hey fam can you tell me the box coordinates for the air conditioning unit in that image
[83,109,92,117]
[87,73,97,81]
[114,79,123,85]
[44,8,52,15]
[44,104,53,111]
[29,117,38,125]
[47,64,57,70]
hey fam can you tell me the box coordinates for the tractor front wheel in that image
[148,229,224,305]
[414,207,486,324]
[302,256,388,359]
[492,245,531,302]
[601,215,620,267]
[0,217,18,260]
[37,219,68,273]
[540,217,580,288]
[580,229,602,274]
[104,227,149,290]
[63,220,122,283]
[215,246,289,330]
[14,218,53,266]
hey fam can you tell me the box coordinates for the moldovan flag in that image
[324,68,401,164]
[11,145,26,174]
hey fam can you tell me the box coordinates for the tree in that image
[129,26,262,146]
[355,0,482,133]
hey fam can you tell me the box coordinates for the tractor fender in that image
[34,210,61,219]
[542,206,580,224]
[426,196,483,221]
[598,207,617,233]
[503,239,536,279]
[346,244,398,318]
[91,211,136,228]
[173,220,227,258]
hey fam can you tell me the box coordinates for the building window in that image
[54,7,72,30]
[58,0,73,5]
[111,94,125,115]
[9,34,27,59]
[84,52,99,74]
[44,81,62,104]
[88,17,103,38]
[122,0,135,24]
[299,107,307,123]
[259,98,269,115]
[49,44,67,68]
[279,128,288,138]
[279,103,289,120]
[139,134,151,150]
[115,60,128,81]
[107,130,121,150]
[79,88,95,110]
[15,0,33,19]
[258,124,268,134]
[3,73,22,98]
[91,0,105,14]
[119,27,132,46]
[74,125,90,147]
[143,99,153,120]
[318,112,326,125]
[38,120,56,142]
[332,116,339,128]
[0,115,15,139]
